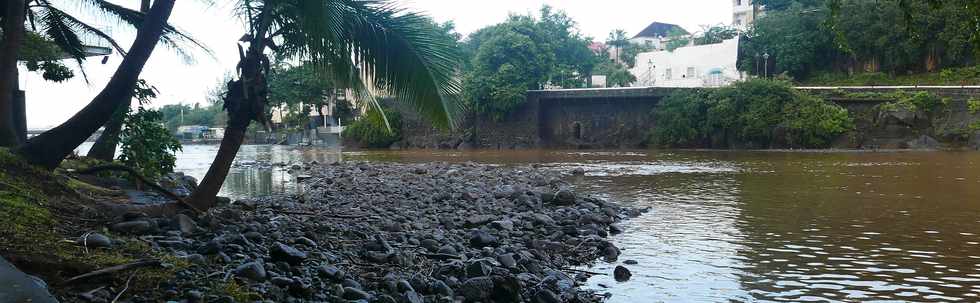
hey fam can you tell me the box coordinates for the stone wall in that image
[395,87,980,150]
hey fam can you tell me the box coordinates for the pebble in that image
[234,262,267,281]
[614,265,632,282]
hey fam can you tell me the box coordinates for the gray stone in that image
[533,289,561,303]
[490,220,514,231]
[614,265,632,282]
[184,254,207,265]
[342,287,370,300]
[555,189,576,205]
[465,259,493,278]
[420,239,440,252]
[317,265,344,281]
[469,230,499,248]
[0,256,57,303]
[609,223,624,235]
[111,220,153,234]
[459,277,494,301]
[532,214,555,226]
[270,242,307,265]
[437,244,458,255]
[294,237,317,247]
[233,262,267,281]
[497,253,517,269]
[433,280,453,297]
[402,291,423,303]
[175,214,198,234]
[271,276,295,287]
[78,233,112,248]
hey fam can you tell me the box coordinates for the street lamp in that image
[762,52,770,79]
[754,53,760,76]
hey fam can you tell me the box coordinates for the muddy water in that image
[77,144,980,301]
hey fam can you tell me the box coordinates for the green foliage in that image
[739,4,836,79]
[843,90,948,113]
[593,61,636,87]
[664,28,691,52]
[342,109,402,148]
[968,98,980,114]
[651,79,854,148]
[118,108,182,180]
[693,25,739,46]
[463,6,596,119]
[20,32,74,82]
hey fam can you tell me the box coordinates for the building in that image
[629,22,689,51]
[733,0,763,28]
[630,37,744,88]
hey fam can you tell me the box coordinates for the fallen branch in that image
[76,164,202,213]
[62,260,161,285]
[110,273,135,303]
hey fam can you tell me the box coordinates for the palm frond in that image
[74,0,215,61]
[264,0,463,130]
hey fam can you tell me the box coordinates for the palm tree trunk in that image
[86,100,130,161]
[86,0,152,160]
[187,8,273,211]
[0,0,27,147]
[15,0,176,169]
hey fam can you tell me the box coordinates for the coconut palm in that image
[185,0,462,210]
[12,0,207,167]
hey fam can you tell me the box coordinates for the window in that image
[665,68,672,80]
[687,67,696,78]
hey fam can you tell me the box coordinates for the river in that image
[77,144,980,301]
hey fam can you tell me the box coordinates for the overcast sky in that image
[22,0,731,128]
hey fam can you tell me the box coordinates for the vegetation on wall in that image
[342,109,403,148]
[651,79,853,148]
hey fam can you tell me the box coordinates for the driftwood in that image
[76,164,202,213]
[62,260,161,285]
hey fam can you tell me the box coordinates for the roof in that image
[632,22,688,39]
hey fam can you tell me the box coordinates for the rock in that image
[532,214,555,226]
[395,279,414,293]
[491,275,522,302]
[342,287,370,300]
[270,242,307,265]
[317,265,344,281]
[614,265,632,282]
[111,220,153,235]
[186,290,204,302]
[78,233,112,248]
[465,215,494,227]
[571,167,586,175]
[489,220,514,231]
[432,280,453,297]
[271,276,295,287]
[465,259,493,278]
[609,224,625,235]
[175,214,198,234]
[497,253,517,269]
[294,237,317,247]
[623,259,638,265]
[402,291,423,303]
[0,256,58,303]
[233,262,267,281]
[184,254,207,265]
[603,245,621,262]
[420,239,440,252]
[459,277,494,301]
[437,244,458,255]
[554,189,576,205]
[469,230,499,248]
[533,289,561,303]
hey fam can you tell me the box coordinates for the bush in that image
[650,79,853,148]
[342,109,402,148]
[118,107,182,180]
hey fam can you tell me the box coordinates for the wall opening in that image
[573,122,583,140]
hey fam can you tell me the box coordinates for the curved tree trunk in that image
[15,0,176,169]
[86,99,130,161]
[86,0,152,160]
[187,8,272,211]
[0,0,27,147]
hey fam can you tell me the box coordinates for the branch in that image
[76,164,202,213]
[62,260,161,285]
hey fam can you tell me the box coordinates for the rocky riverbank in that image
[74,161,642,302]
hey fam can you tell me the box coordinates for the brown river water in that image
[78,144,980,301]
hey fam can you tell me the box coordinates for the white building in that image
[630,37,743,88]
[733,0,763,28]
[628,22,689,51]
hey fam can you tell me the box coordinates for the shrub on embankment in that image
[342,109,403,148]
[650,79,854,149]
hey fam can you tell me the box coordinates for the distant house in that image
[629,22,689,51]
[733,0,764,28]
[630,37,744,88]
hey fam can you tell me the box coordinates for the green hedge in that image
[342,109,402,148]
[651,79,854,148]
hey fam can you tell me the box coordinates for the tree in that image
[185,0,463,211]
[693,25,739,45]
[738,4,837,78]
[0,0,28,147]
[15,0,179,169]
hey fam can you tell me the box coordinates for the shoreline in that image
[51,161,642,302]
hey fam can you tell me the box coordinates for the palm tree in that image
[13,0,206,168]
[185,0,462,211]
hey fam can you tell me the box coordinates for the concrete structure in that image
[631,37,743,87]
[733,0,763,28]
[400,86,980,150]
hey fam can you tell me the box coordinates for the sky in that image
[22,0,731,129]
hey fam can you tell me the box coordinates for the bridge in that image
[466,86,980,149]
